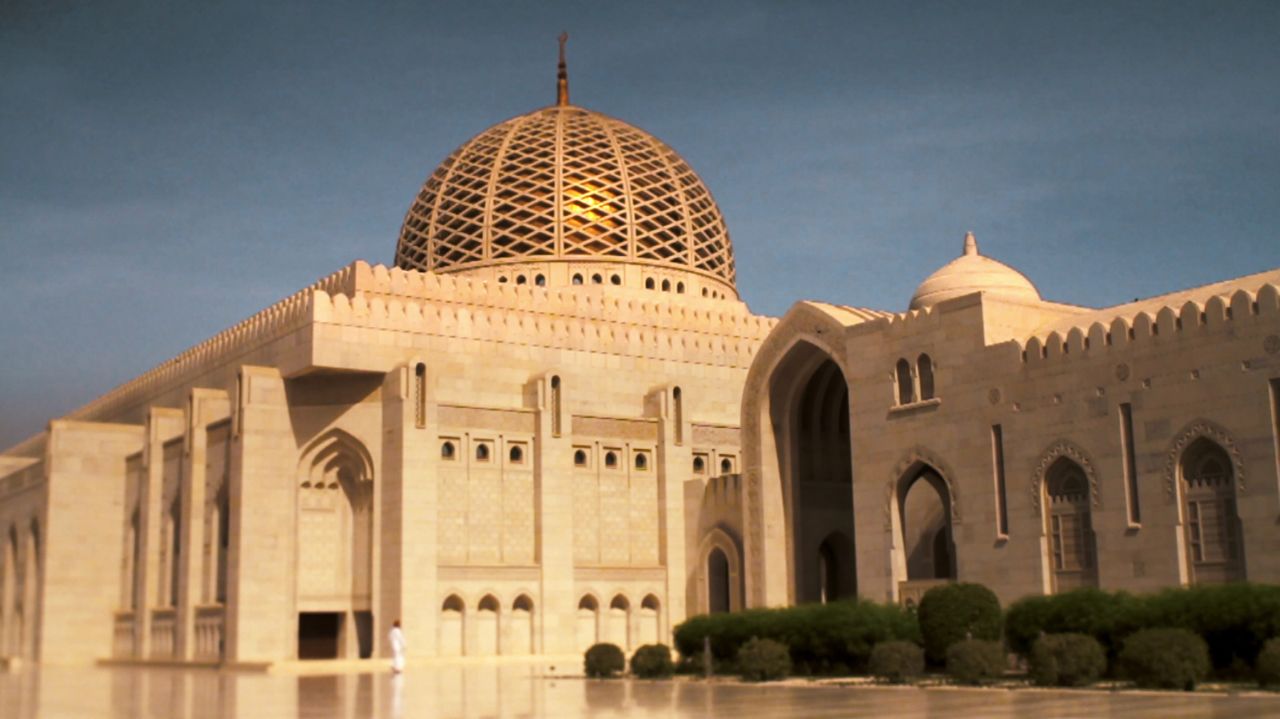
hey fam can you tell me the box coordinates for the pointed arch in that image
[697,526,743,614]
[1164,419,1246,500]
[296,429,375,609]
[1030,440,1101,518]
[1041,456,1099,591]
[1177,435,1245,584]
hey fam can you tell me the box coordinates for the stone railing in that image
[149,608,177,659]
[897,578,950,609]
[193,604,225,660]
[112,611,136,658]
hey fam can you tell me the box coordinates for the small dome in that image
[909,233,1041,310]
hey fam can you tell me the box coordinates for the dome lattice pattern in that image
[396,106,736,288]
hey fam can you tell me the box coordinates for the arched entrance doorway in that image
[1179,437,1244,584]
[708,548,731,613]
[768,344,857,604]
[894,463,955,603]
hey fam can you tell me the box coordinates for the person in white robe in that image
[389,619,407,673]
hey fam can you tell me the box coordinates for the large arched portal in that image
[769,344,857,604]
[296,429,375,659]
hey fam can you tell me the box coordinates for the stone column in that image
[137,408,183,658]
[379,361,439,659]
[533,372,575,655]
[225,366,296,665]
[650,385,691,640]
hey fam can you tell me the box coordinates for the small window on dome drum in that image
[516,275,527,285]
[610,274,621,285]
[535,274,546,286]
[646,278,656,290]
[573,274,584,285]
[662,279,671,292]
[592,274,603,284]
[677,282,685,294]
[498,276,508,283]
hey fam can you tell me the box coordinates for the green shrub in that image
[945,638,1005,685]
[629,644,675,678]
[1136,584,1280,676]
[918,583,1001,664]
[1255,638,1280,688]
[584,643,626,678]
[1004,588,1142,664]
[1119,628,1210,690]
[1029,633,1106,687]
[737,637,792,682]
[674,600,919,675]
[868,640,924,684]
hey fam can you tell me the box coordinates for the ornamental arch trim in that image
[1163,419,1246,500]
[884,446,960,530]
[1029,440,1101,521]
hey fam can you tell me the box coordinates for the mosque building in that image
[2,46,1279,668]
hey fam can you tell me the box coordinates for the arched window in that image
[475,443,490,462]
[895,358,914,405]
[516,275,527,285]
[574,449,588,467]
[645,278,655,290]
[511,594,535,655]
[661,279,671,292]
[535,274,546,287]
[1045,458,1097,591]
[591,274,603,285]
[720,457,733,474]
[476,594,500,655]
[1180,438,1244,584]
[701,288,707,297]
[917,354,935,400]
[440,594,465,657]
[634,452,648,471]
[509,445,524,464]
[441,441,455,460]
[572,273,584,285]
[607,595,630,649]
[604,451,618,469]
[610,274,622,285]
[676,282,685,294]
[498,276,508,284]
[693,456,705,473]
[638,594,661,645]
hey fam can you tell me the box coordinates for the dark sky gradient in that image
[2,1,1279,448]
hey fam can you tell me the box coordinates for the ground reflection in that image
[1,664,1277,718]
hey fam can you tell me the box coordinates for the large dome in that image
[396,104,737,297]
[909,233,1042,310]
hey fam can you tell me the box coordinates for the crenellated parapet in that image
[1016,283,1280,367]
[345,261,777,340]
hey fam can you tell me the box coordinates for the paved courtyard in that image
[3,664,1279,718]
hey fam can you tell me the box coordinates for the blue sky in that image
[2,1,1278,448]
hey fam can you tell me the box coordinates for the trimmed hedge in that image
[1029,633,1106,687]
[584,643,626,678]
[945,639,1005,685]
[1005,584,1280,676]
[674,600,919,675]
[738,637,792,682]
[1257,638,1280,688]
[918,583,1002,664]
[868,640,924,684]
[630,644,675,678]
[1120,628,1210,691]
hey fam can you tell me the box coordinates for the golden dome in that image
[395,104,737,296]
[909,233,1041,310]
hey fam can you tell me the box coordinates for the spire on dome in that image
[557,32,570,106]
[963,231,978,256]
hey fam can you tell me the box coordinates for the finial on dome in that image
[557,32,570,106]
[963,231,978,256]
